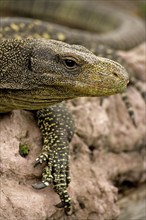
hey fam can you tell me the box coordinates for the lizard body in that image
[0,28,128,213]
[1,0,145,50]
[0,0,145,214]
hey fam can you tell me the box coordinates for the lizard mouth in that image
[54,78,128,97]
[75,83,127,96]
[1,68,128,111]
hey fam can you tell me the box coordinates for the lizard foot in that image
[33,147,72,213]
[32,104,74,213]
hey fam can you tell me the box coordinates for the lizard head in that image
[30,39,129,99]
[0,39,129,111]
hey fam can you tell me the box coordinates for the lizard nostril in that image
[113,72,119,77]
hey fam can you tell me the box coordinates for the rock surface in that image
[0,43,145,220]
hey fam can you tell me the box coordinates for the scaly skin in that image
[0,34,128,214]
[33,103,74,213]
[0,38,128,112]
[0,0,145,50]
[0,0,144,214]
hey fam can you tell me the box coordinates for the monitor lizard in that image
[0,0,145,214]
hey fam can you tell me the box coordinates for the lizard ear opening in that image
[28,57,32,71]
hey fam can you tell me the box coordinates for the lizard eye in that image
[63,59,78,69]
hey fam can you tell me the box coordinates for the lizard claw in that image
[34,159,41,167]
[55,201,72,215]
[55,201,66,208]
[32,182,48,189]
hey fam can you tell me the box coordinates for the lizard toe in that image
[32,182,48,189]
